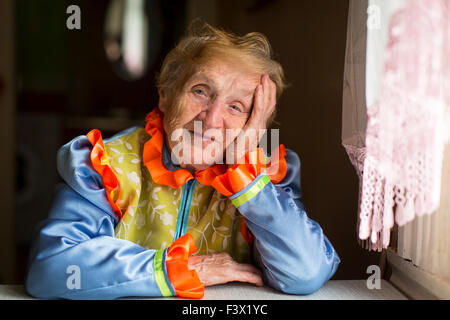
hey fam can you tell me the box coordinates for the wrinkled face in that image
[159,58,261,171]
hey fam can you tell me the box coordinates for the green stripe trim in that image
[231,174,270,207]
[154,249,173,297]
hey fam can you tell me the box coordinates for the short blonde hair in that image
[156,21,286,112]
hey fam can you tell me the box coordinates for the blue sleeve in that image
[24,135,175,299]
[230,149,340,294]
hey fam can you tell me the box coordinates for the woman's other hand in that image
[226,74,277,166]
[188,252,264,287]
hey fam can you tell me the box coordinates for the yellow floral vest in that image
[102,128,252,263]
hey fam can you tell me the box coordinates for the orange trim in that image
[143,109,195,189]
[210,145,288,197]
[143,108,229,188]
[195,164,227,186]
[166,233,204,299]
[86,129,123,221]
[87,107,288,222]
[142,108,287,194]
[266,144,287,184]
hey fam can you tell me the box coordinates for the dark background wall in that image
[6,0,380,284]
[217,0,380,280]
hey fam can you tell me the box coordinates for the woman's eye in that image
[194,89,205,96]
[229,105,241,112]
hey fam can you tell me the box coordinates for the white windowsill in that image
[0,280,407,300]
[387,248,450,300]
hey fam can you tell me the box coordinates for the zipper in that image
[174,179,197,241]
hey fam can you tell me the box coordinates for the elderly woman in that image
[25,23,340,299]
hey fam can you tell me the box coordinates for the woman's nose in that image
[202,100,224,129]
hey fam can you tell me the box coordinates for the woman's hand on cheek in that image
[188,253,264,287]
[227,74,277,166]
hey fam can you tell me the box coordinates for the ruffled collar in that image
[143,108,228,189]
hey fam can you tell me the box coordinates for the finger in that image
[215,252,236,265]
[234,263,262,276]
[268,77,277,111]
[262,75,270,109]
[245,84,264,129]
[254,83,265,113]
[252,75,274,124]
[263,75,276,115]
[232,270,264,287]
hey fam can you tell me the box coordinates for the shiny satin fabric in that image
[230,150,341,294]
[87,128,122,220]
[26,131,176,299]
[25,183,174,299]
[25,126,340,299]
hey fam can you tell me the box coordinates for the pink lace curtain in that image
[342,0,450,251]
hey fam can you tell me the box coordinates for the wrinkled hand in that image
[227,74,277,166]
[188,253,263,287]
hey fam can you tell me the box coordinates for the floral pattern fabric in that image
[104,128,251,263]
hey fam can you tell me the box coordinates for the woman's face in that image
[160,58,261,171]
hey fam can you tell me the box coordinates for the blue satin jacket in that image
[24,128,340,299]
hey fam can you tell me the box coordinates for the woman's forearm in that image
[228,150,340,294]
[25,184,174,299]
[238,181,340,294]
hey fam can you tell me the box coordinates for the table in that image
[0,280,407,300]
